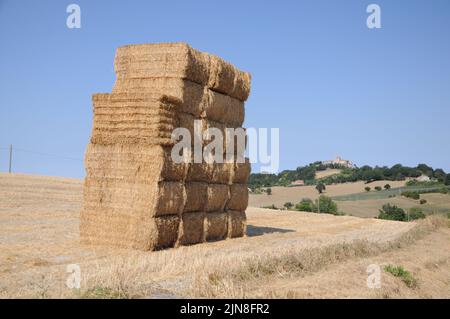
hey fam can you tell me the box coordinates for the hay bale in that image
[150,215,180,249]
[204,212,228,241]
[184,182,207,212]
[227,210,246,238]
[233,158,251,184]
[113,78,204,117]
[82,42,251,251]
[82,178,185,218]
[227,184,249,211]
[200,88,244,127]
[206,184,229,212]
[84,143,188,182]
[114,42,251,101]
[186,162,213,182]
[114,42,210,86]
[91,93,180,146]
[211,162,234,184]
[177,212,205,245]
[186,162,233,184]
[155,181,186,216]
[80,210,179,250]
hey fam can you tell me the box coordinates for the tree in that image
[384,184,391,190]
[433,169,446,183]
[402,191,420,200]
[445,174,450,186]
[408,207,426,220]
[378,204,406,221]
[375,186,382,191]
[266,188,272,195]
[365,186,371,192]
[416,164,433,177]
[284,202,293,210]
[295,198,314,212]
[315,182,326,194]
[312,195,338,215]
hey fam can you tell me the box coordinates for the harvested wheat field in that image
[249,180,406,208]
[0,173,449,298]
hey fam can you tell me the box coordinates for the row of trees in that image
[249,163,450,188]
[378,204,425,221]
[284,195,340,215]
[365,184,391,192]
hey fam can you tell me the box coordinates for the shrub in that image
[384,265,417,288]
[374,186,382,191]
[384,184,391,190]
[438,187,449,194]
[408,207,426,220]
[365,187,371,192]
[266,188,272,195]
[401,191,420,200]
[315,182,326,194]
[283,202,293,210]
[295,198,314,212]
[419,199,427,205]
[312,195,338,215]
[262,204,277,210]
[378,204,406,221]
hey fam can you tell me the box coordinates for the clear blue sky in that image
[1,0,449,178]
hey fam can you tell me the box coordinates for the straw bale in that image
[205,184,229,212]
[184,182,207,212]
[204,212,228,241]
[114,42,251,101]
[233,158,251,184]
[227,184,249,211]
[80,209,179,250]
[186,162,213,182]
[84,143,188,182]
[227,210,246,238]
[114,42,210,86]
[200,88,244,127]
[82,42,251,251]
[113,78,204,117]
[91,93,180,146]
[82,178,185,217]
[154,181,186,216]
[150,215,180,249]
[177,212,205,245]
[211,162,234,184]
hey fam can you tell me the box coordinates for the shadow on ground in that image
[246,225,295,237]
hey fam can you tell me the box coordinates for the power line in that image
[12,147,83,161]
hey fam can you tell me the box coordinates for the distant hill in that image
[249,162,450,189]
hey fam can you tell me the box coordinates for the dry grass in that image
[249,180,406,208]
[1,173,448,299]
[315,169,342,179]
[187,215,448,298]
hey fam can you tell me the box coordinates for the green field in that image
[332,185,450,201]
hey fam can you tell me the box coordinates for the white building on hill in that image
[322,156,356,169]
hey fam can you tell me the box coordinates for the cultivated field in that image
[315,168,342,179]
[249,180,405,208]
[0,173,449,298]
[250,180,450,218]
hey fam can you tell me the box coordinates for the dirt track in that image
[0,173,448,298]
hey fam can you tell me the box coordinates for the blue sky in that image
[0,0,449,178]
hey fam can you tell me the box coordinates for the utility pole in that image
[8,144,12,173]
[317,195,320,214]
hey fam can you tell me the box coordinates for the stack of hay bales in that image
[81,43,251,250]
